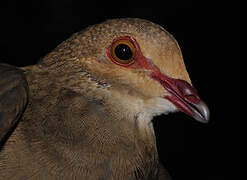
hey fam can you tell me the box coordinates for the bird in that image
[0,18,209,179]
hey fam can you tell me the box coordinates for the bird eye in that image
[109,38,136,65]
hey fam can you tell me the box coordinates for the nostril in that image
[182,87,195,96]
[175,79,200,104]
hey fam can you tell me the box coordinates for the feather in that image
[0,18,209,179]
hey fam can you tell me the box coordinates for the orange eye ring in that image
[108,37,136,66]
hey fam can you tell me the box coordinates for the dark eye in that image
[110,38,135,65]
[114,44,133,60]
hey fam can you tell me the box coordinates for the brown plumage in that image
[0,18,209,179]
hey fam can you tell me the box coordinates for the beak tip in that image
[192,100,210,123]
[194,115,210,124]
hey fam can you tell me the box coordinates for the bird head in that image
[40,18,209,124]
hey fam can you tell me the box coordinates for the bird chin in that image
[144,97,178,117]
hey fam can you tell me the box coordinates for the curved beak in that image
[150,72,210,123]
[190,100,210,123]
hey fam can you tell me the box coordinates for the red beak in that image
[150,72,210,123]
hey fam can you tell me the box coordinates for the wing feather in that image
[0,64,29,144]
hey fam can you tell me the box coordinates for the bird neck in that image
[16,82,159,178]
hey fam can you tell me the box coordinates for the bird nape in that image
[0,18,209,179]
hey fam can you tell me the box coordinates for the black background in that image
[1,1,238,179]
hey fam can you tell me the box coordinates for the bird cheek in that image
[145,77,171,98]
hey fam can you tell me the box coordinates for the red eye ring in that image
[107,36,137,67]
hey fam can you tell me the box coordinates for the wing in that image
[0,64,29,144]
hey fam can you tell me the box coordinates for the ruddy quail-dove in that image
[0,18,209,179]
